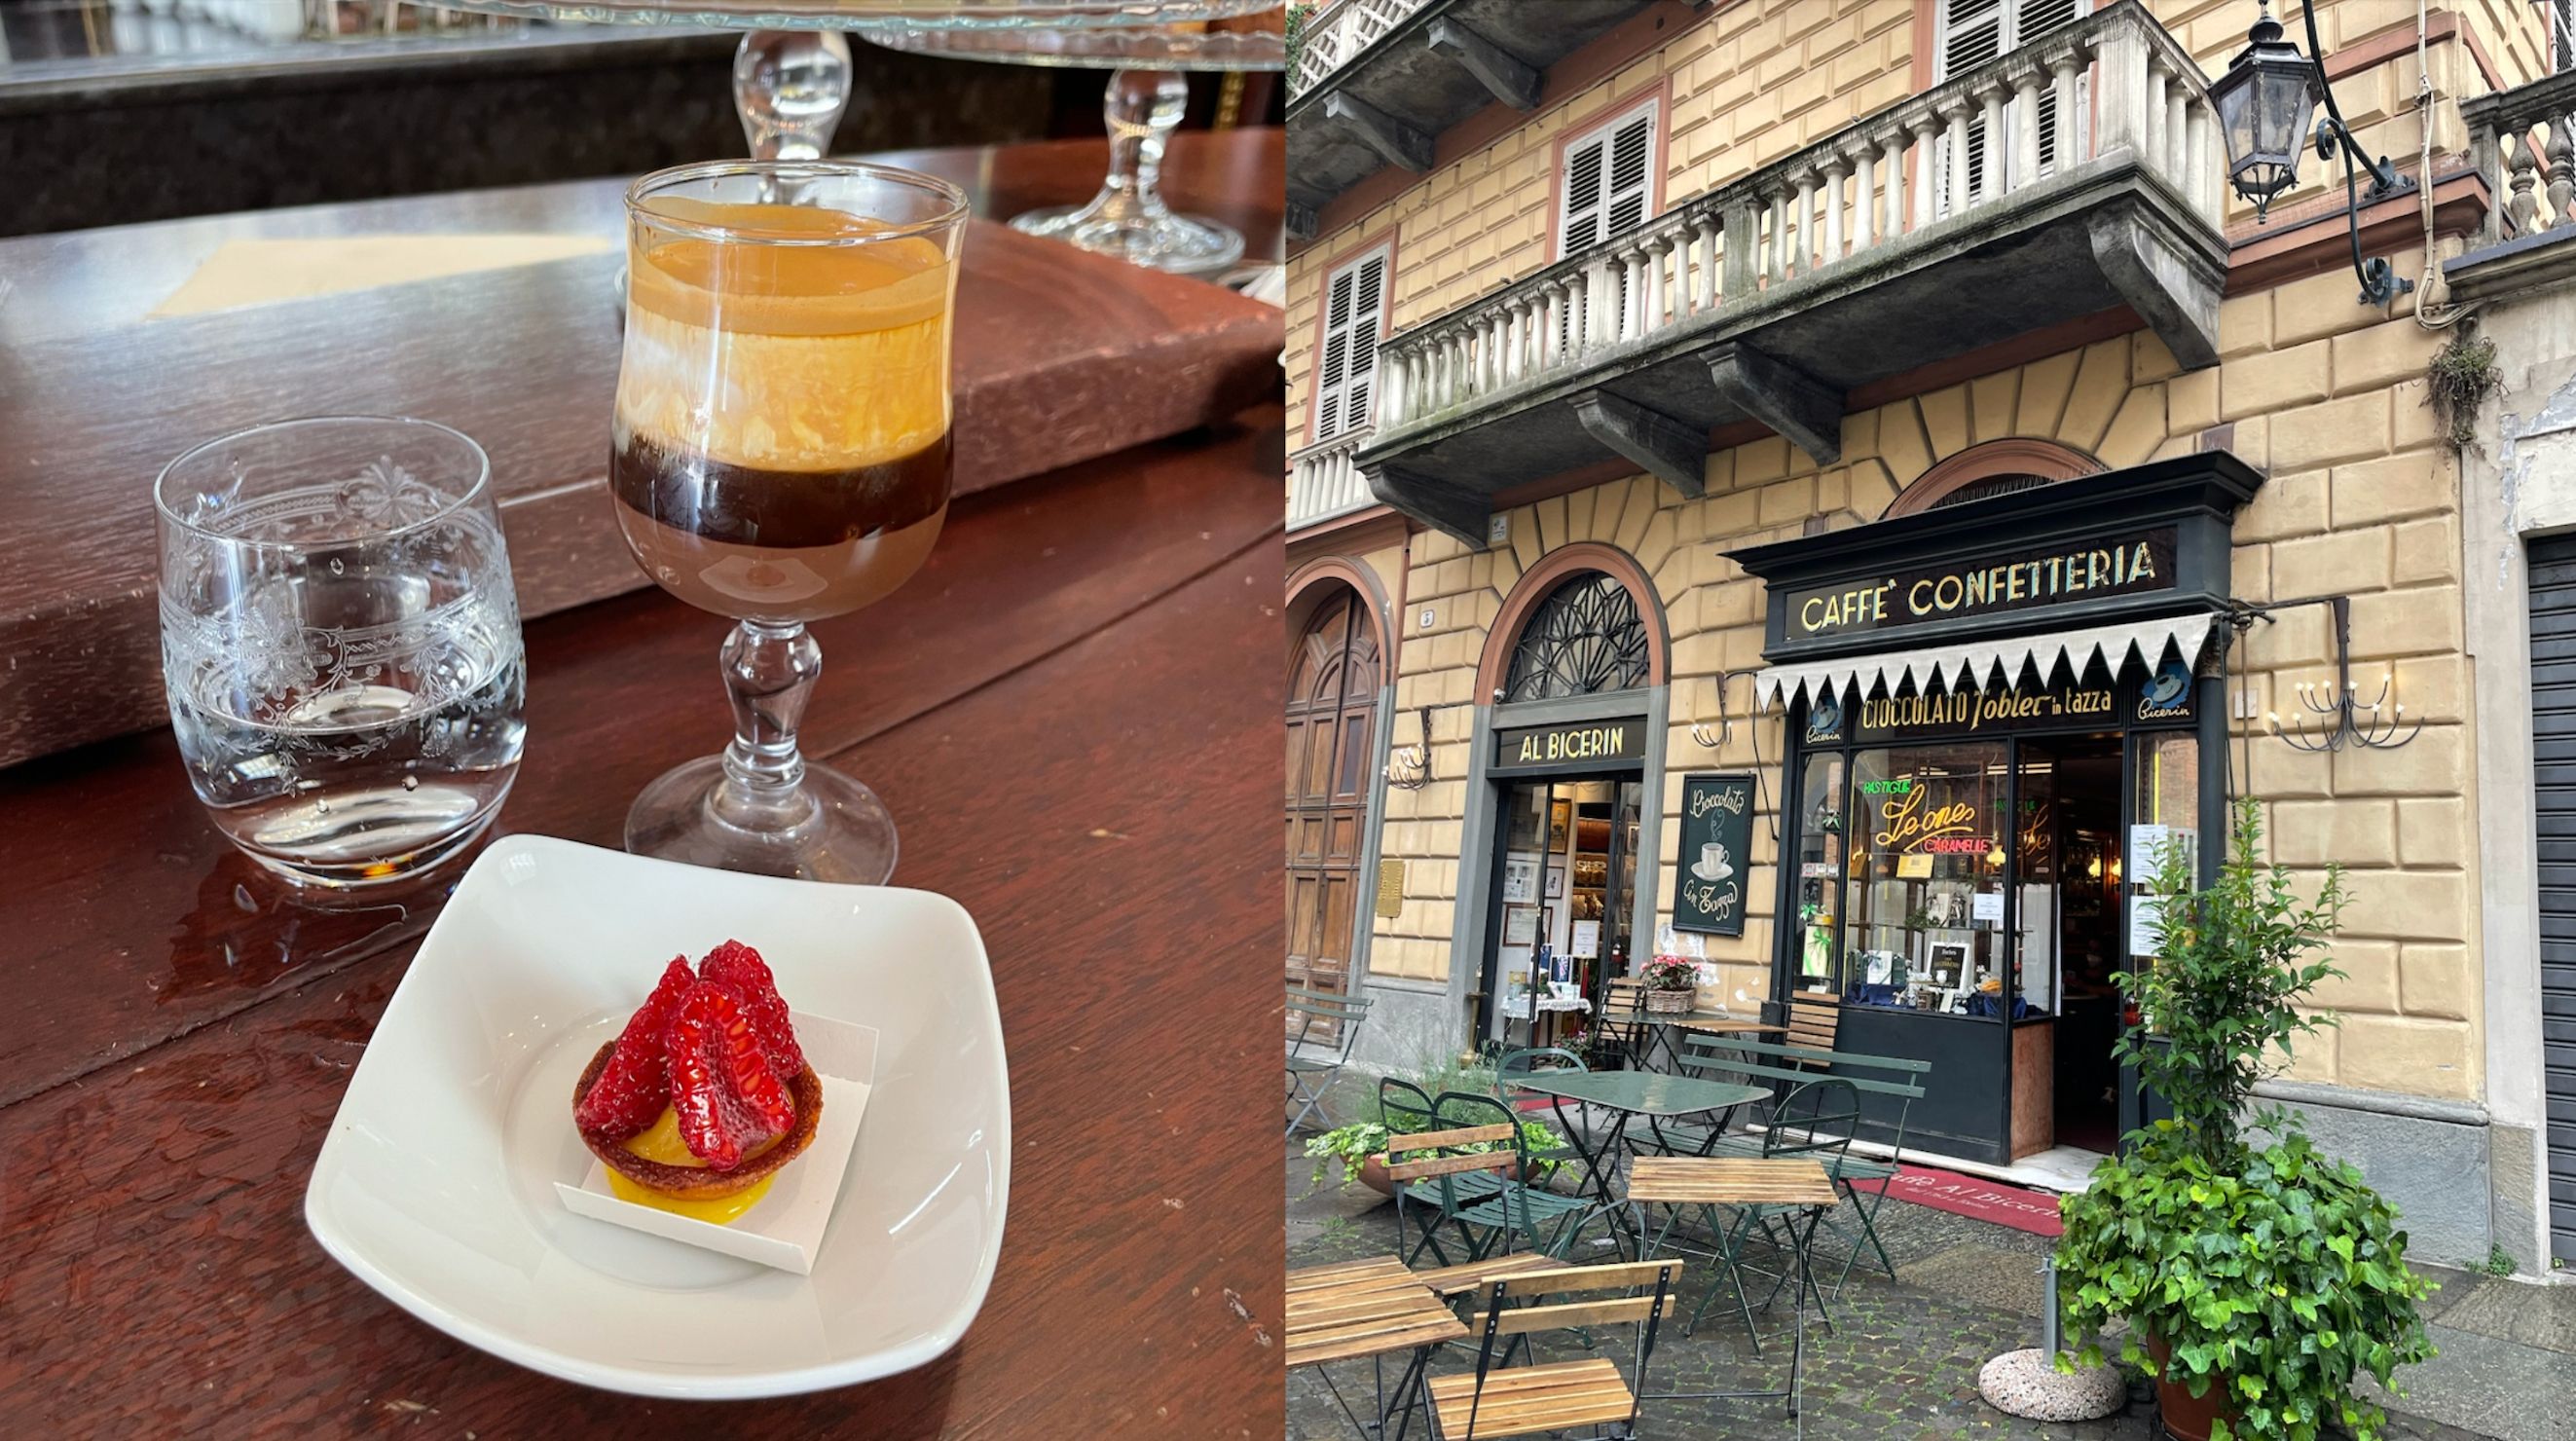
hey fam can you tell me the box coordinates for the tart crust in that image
[573,1040,824,1200]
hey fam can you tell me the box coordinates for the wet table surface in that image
[0,141,1286,1437]
[1509,1071,1769,1119]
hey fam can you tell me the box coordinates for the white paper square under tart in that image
[557,1012,876,1275]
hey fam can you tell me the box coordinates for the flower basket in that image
[1644,987,1693,1015]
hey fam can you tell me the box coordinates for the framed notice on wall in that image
[1674,772,1754,937]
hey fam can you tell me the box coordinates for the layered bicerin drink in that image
[612,199,956,626]
[607,161,968,884]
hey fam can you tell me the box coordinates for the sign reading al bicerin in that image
[1785,528,2177,639]
[1492,719,1646,772]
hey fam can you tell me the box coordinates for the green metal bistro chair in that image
[1421,1259,1681,1440]
[1678,1034,1930,1290]
[1676,1077,1861,1347]
[1386,1103,1523,1269]
[1381,1075,1439,1135]
[1434,1091,1601,1263]
[1491,1047,1590,1171]
[1286,984,1372,1135]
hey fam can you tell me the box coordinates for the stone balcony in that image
[1353,1,2228,546]
[1286,0,1659,238]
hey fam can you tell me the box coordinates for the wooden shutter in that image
[1560,102,1657,254]
[1603,111,1655,239]
[1312,247,1389,440]
[1935,0,2088,209]
[2559,0,2574,73]
[1559,101,1658,344]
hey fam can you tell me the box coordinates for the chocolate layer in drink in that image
[609,431,948,624]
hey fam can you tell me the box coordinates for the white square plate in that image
[304,834,1010,1398]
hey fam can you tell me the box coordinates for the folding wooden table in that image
[1286,1256,1468,1438]
[1627,1156,1840,1436]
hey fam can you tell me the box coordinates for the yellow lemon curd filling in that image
[616,199,954,474]
[607,1106,779,1226]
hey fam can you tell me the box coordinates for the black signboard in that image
[1842,649,2199,744]
[1781,528,2177,642]
[1853,675,2118,743]
[1491,718,1647,774]
[1674,773,1755,937]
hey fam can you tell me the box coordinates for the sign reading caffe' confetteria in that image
[1491,719,1646,773]
[1785,528,2178,639]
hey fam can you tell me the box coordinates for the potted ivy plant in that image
[1638,957,1698,1015]
[2054,799,2433,1441]
[1302,1053,1565,1199]
[1302,1116,1566,1197]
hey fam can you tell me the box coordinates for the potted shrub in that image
[1638,957,1698,1015]
[2054,799,2433,1441]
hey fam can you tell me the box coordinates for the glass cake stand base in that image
[1009,204,1243,277]
[862,26,1282,277]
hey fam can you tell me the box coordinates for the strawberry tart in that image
[572,941,822,1224]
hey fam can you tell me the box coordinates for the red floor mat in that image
[1847,1163,2066,1237]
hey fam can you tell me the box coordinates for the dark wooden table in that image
[0,127,1282,768]
[0,142,1286,1436]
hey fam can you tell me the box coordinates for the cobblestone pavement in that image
[1286,1136,2521,1441]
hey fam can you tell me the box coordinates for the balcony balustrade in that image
[2450,69,2576,302]
[1354,1,2228,545]
[1288,427,1378,530]
[1289,0,1432,100]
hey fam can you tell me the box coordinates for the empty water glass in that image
[157,417,528,887]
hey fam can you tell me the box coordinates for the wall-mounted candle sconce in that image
[2255,595,2422,753]
[1688,667,1768,749]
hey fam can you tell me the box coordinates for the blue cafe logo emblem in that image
[1806,692,1844,741]
[2139,656,2191,720]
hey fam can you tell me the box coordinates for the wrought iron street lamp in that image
[2208,1,2413,305]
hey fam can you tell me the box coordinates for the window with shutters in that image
[1556,97,1660,258]
[1933,0,2089,214]
[1310,244,1390,442]
[2558,0,2574,73]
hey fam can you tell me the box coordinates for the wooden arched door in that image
[1286,588,1380,1001]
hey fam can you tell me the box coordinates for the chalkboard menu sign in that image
[1674,772,1755,937]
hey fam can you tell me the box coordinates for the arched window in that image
[1885,437,2104,518]
[1503,573,1652,701]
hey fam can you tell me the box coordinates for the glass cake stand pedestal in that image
[863,20,1285,276]
[430,0,1280,166]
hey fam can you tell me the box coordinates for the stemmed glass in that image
[609,159,968,883]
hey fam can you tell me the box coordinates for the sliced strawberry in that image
[698,940,804,1074]
[574,956,694,1140]
[665,981,791,1170]
[707,981,798,1134]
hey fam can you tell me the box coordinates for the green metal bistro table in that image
[1508,1070,1767,1258]
[1643,1012,1788,1072]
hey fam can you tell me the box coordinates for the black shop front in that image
[1728,457,2259,1165]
